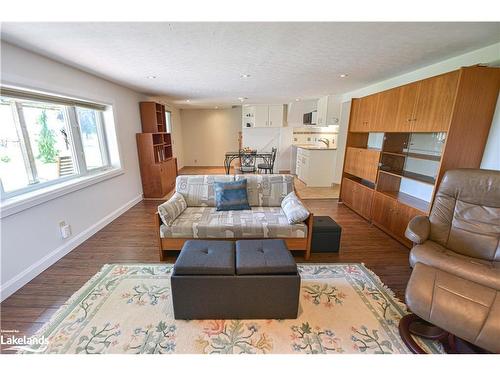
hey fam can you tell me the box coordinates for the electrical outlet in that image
[59,221,71,239]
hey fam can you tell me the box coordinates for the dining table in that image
[224,151,273,174]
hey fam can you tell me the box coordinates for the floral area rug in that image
[20,263,443,354]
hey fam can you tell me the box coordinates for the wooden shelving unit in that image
[339,65,500,248]
[136,102,177,198]
[381,151,441,162]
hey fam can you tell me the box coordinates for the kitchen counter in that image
[295,145,337,150]
[293,145,337,187]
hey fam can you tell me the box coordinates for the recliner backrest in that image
[429,169,500,261]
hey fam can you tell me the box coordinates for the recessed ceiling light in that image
[240,74,251,78]
[339,73,349,78]
[295,98,301,102]
[147,75,157,79]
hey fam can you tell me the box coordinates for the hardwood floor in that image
[0,169,412,352]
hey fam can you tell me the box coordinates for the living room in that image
[1,1,499,373]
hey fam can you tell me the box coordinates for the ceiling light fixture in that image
[238,97,248,102]
[147,75,157,79]
[240,74,251,78]
[295,98,301,102]
[339,73,349,78]
[215,106,219,109]
[186,99,191,103]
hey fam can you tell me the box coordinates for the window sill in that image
[0,168,125,218]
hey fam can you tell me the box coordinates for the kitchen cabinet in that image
[316,95,341,126]
[296,146,337,187]
[268,105,285,127]
[245,104,287,128]
[254,105,270,127]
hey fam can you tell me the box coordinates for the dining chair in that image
[235,150,257,174]
[258,147,277,174]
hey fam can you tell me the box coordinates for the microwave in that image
[303,111,317,125]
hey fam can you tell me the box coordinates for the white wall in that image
[180,107,242,167]
[481,96,500,170]
[0,42,146,300]
[148,96,185,169]
[339,42,500,171]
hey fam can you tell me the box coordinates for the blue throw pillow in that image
[214,179,251,211]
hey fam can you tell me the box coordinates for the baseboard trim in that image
[0,194,143,302]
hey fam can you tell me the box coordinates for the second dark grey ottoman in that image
[171,239,301,320]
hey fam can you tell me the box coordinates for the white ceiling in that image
[1,22,499,108]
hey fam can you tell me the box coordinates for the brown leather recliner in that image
[402,168,500,353]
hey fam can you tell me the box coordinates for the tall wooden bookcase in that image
[339,65,500,247]
[136,102,177,198]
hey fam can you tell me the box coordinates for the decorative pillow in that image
[158,192,187,226]
[214,179,251,211]
[281,191,310,224]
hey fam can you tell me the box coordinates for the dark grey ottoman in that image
[171,239,300,320]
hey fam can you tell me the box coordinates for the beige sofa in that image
[155,174,313,260]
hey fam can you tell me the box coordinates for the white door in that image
[254,105,269,127]
[268,105,283,127]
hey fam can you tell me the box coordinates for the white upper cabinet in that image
[254,105,270,127]
[316,95,341,126]
[268,105,285,127]
[243,104,287,128]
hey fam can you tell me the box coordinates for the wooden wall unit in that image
[137,101,178,198]
[340,65,500,248]
[344,147,380,183]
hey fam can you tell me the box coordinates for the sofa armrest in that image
[405,216,430,244]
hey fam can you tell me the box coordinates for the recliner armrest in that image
[405,216,430,244]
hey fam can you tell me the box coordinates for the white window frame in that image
[0,95,112,201]
[165,110,172,134]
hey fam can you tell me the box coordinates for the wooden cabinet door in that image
[340,178,355,207]
[351,183,374,219]
[373,87,400,132]
[254,105,269,127]
[411,71,459,132]
[343,147,359,177]
[268,105,283,127]
[360,94,379,132]
[372,192,396,232]
[391,203,424,246]
[394,82,420,132]
[349,98,363,132]
[344,147,380,183]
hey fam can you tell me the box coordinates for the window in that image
[0,88,111,199]
[165,110,172,133]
